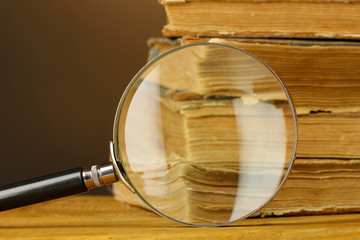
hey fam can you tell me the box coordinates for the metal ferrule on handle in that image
[82,163,118,189]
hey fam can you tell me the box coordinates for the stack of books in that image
[113,0,360,219]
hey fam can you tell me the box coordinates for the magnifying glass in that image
[0,42,297,227]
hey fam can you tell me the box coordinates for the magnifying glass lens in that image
[114,43,297,226]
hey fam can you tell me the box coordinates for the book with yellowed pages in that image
[159,0,360,40]
[113,37,360,218]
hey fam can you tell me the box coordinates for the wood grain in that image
[0,196,360,240]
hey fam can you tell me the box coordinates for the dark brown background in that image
[0,1,166,194]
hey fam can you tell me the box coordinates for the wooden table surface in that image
[0,196,360,240]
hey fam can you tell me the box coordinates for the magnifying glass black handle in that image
[0,163,117,212]
[0,168,86,211]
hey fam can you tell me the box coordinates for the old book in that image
[113,38,360,219]
[114,158,360,217]
[159,0,360,40]
[148,37,360,159]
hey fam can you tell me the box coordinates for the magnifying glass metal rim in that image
[111,42,298,227]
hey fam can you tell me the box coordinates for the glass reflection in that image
[115,43,296,226]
